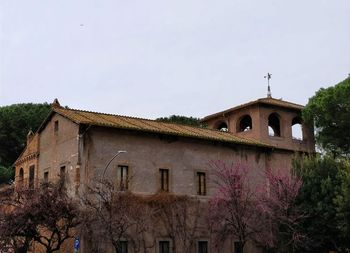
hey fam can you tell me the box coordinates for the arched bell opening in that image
[215,121,229,132]
[292,117,303,140]
[237,115,252,132]
[268,113,281,137]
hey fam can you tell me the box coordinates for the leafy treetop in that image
[0,103,50,168]
[0,103,50,184]
[303,77,350,156]
[156,115,203,127]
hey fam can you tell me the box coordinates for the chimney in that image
[52,98,61,108]
[27,130,34,146]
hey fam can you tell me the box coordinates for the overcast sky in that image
[0,1,349,119]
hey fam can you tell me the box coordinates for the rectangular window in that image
[60,166,66,185]
[198,241,208,253]
[118,165,128,191]
[54,120,59,133]
[44,171,49,182]
[159,168,169,192]
[159,241,170,253]
[233,175,242,196]
[60,166,66,182]
[197,172,206,195]
[234,241,243,253]
[29,165,35,189]
[115,241,128,253]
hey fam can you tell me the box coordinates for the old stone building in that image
[13,96,314,253]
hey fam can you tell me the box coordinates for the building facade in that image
[13,97,314,253]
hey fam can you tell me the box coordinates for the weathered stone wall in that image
[77,126,297,253]
[14,133,40,188]
[38,113,79,194]
[81,126,277,196]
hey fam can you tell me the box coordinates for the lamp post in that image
[97,150,127,253]
[99,150,127,208]
[100,150,127,184]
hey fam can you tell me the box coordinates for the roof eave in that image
[201,98,304,122]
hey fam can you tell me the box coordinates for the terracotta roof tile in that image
[53,107,271,148]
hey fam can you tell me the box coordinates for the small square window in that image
[198,241,208,253]
[234,241,243,253]
[159,241,170,253]
[44,171,49,182]
[115,241,128,253]
[159,169,169,192]
[197,172,206,195]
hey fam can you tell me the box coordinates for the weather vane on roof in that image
[264,73,272,98]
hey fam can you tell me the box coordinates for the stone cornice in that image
[14,152,39,167]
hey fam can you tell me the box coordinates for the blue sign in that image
[74,238,80,250]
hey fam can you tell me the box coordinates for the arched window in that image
[237,115,252,132]
[292,117,303,140]
[19,168,24,186]
[268,113,281,137]
[216,121,228,132]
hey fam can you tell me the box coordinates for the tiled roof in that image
[201,97,304,122]
[52,106,271,148]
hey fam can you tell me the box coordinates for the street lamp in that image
[98,150,127,215]
[100,150,127,184]
[96,150,127,253]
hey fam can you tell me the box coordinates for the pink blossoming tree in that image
[208,161,258,253]
[254,169,309,253]
[208,161,309,253]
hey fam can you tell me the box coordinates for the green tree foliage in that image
[156,115,203,127]
[0,166,14,185]
[293,155,350,252]
[0,103,50,183]
[303,77,350,156]
[334,159,350,246]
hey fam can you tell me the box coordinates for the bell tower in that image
[201,97,315,153]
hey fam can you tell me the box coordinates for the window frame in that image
[54,120,59,134]
[18,168,24,186]
[156,238,172,253]
[44,171,49,183]
[114,240,128,253]
[233,240,243,253]
[197,240,209,253]
[159,168,170,192]
[117,165,129,191]
[60,166,66,184]
[196,171,207,196]
[29,165,35,189]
